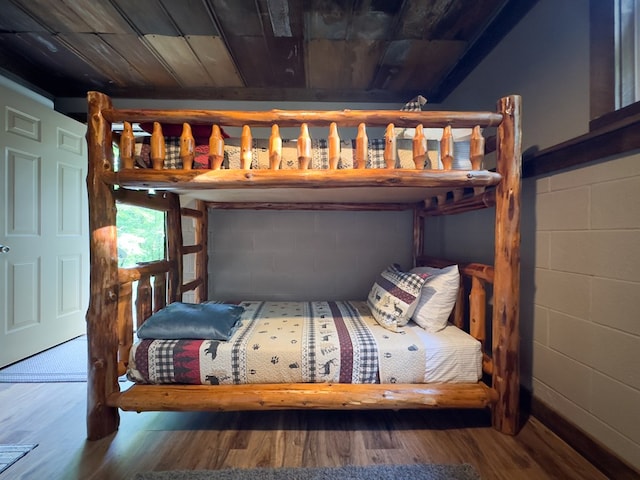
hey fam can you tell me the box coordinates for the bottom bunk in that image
[95,247,503,438]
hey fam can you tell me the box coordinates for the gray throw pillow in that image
[136,302,244,340]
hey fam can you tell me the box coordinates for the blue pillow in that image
[136,302,244,340]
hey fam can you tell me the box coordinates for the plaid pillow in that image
[400,94,427,112]
[367,264,429,332]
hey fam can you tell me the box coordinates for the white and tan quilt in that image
[127,300,431,385]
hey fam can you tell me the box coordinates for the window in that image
[615,0,640,109]
[116,204,166,268]
[590,0,640,131]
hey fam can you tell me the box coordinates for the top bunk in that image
[86,91,521,213]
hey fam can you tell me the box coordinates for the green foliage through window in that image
[117,204,166,267]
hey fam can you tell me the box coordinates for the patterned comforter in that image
[127,301,428,385]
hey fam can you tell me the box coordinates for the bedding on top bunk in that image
[126,300,482,386]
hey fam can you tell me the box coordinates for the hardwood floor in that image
[0,382,606,480]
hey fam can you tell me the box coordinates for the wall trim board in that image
[528,392,640,480]
[522,112,640,178]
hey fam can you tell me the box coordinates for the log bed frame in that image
[85,91,521,441]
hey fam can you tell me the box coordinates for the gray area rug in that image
[132,464,481,480]
[0,335,87,382]
[0,444,38,475]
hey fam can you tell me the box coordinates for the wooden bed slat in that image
[109,383,498,412]
[181,207,203,218]
[181,244,202,255]
[181,278,203,294]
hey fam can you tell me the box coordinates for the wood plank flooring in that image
[0,382,606,480]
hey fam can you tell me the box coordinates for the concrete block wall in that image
[207,209,413,301]
[530,152,640,467]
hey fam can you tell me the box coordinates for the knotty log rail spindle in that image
[209,125,224,170]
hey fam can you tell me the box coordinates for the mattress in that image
[126,301,482,385]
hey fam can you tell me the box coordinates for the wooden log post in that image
[384,123,396,169]
[269,124,282,170]
[116,281,133,377]
[119,121,135,169]
[469,277,486,347]
[194,200,208,303]
[355,123,368,169]
[86,91,121,440]
[451,279,465,329]
[180,123,195,170]
[297,123,311,169]
[209,125,225,170]
[328,122,340,169]
[412,207,424,268]
[150,122,165,170]
[166,193,184,303]
[492,95,522,435]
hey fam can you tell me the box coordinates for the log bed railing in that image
[86,91,521,440]
[97,89,506,213]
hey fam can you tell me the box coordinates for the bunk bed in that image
[85,91,522,441]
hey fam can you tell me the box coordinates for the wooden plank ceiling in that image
[0,0,537,102]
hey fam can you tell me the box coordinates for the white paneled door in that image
[0,83,88,367]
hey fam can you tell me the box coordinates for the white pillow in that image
[409,265,460,332]
[367,264,428,332]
